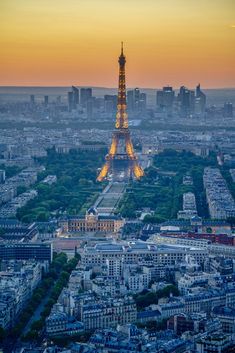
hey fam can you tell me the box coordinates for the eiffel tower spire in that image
[97,44,144,182]
[116,42,128,129]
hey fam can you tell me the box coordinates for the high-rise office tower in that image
[178,86,195,116]
[97,43,144,182]
[86,98,93,120]
[68,91,73,112]
[44,95,49,106]
[156,91,164,107]
[156,86,175,111]
[95,97,105,110]
[127,89,146,113]
[68,86,79,111]
[223,102,233,118]
[127,90,134,112]
[80,88,92,107]
[134,88,140,112]
[195,84,206,114]
[72,86,79,106]
[139,92,147,112]
[104,95,117,113]
[30,95,35,104]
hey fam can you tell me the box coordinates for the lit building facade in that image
[59,207,124,234]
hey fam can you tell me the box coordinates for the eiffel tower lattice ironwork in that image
[97,43,144,182]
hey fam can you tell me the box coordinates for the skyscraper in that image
[30,95,35,104]
[195,84,206,114]
[56,96,61,104]
[178,86,195,117]
[86,98,93,120]
[127,88,146,113]
[72,86,79,106]
[44,95,49,106]
[139,92,147,112]
[68,91,73,112]
[156,86,175,111]
[104,95,117,114]
[134,88,140,112]
[127,90,134,112]
[68,86,79,111]
[80,88,92,107]
[223,102,233,118]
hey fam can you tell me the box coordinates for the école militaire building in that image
[59,207,124,234]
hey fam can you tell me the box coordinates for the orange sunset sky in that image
[0,0,235,88]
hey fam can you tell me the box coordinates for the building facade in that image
[59,207,124,234]
[82,241,208,267]
[80,297,137,330]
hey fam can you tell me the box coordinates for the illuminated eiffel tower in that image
[97,43,144,182]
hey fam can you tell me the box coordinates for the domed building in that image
[59,207,124,234]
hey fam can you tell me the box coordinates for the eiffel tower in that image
[97,43,144,182]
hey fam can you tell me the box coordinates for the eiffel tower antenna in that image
[97,44,144,182]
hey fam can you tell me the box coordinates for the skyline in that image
[1,0,235,88]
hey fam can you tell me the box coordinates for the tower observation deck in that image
[97,43,144,182]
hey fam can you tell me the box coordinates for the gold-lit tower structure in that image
[97,43,144,182]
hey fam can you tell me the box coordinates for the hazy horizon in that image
[1,86,235,107]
